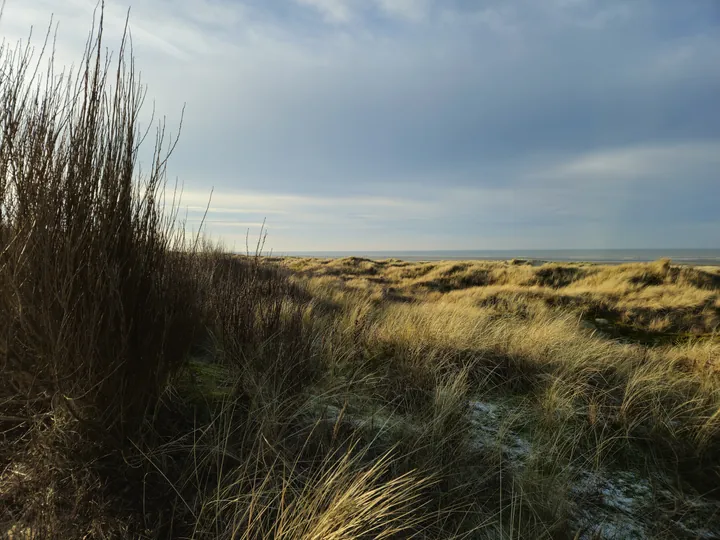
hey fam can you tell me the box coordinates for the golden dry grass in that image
[272,255,720,537]
[282,256,720,336]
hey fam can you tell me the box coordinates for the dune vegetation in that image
[273,256,720,537]
[2,10,720,540]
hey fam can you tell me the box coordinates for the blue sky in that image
[2,0,719,251]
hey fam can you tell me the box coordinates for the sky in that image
[1,0,719,252]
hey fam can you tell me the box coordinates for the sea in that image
[279,249,720,266]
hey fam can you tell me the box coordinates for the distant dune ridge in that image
[281,249,720,266]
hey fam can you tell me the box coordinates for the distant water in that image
[280,249,720,266]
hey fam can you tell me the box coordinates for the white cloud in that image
[175,188,430,217]
[295,0,354,23]
[183,206,289,215]
[188,220,271,228]
[533,141,720,182]
[548,1,632,29]
[375,0,430,21]
[2,1,717,250]
[294,0,432,24]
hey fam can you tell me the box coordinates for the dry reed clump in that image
[0,10,208,536]
[0,10,447,539]
[0,5,204,421]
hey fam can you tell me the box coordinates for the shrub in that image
[0,9,201,439]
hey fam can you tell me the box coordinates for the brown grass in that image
[0,11,439,539]
[277,255,720,537]
[283,256,720,335]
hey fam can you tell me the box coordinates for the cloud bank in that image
[2,0,719,250]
